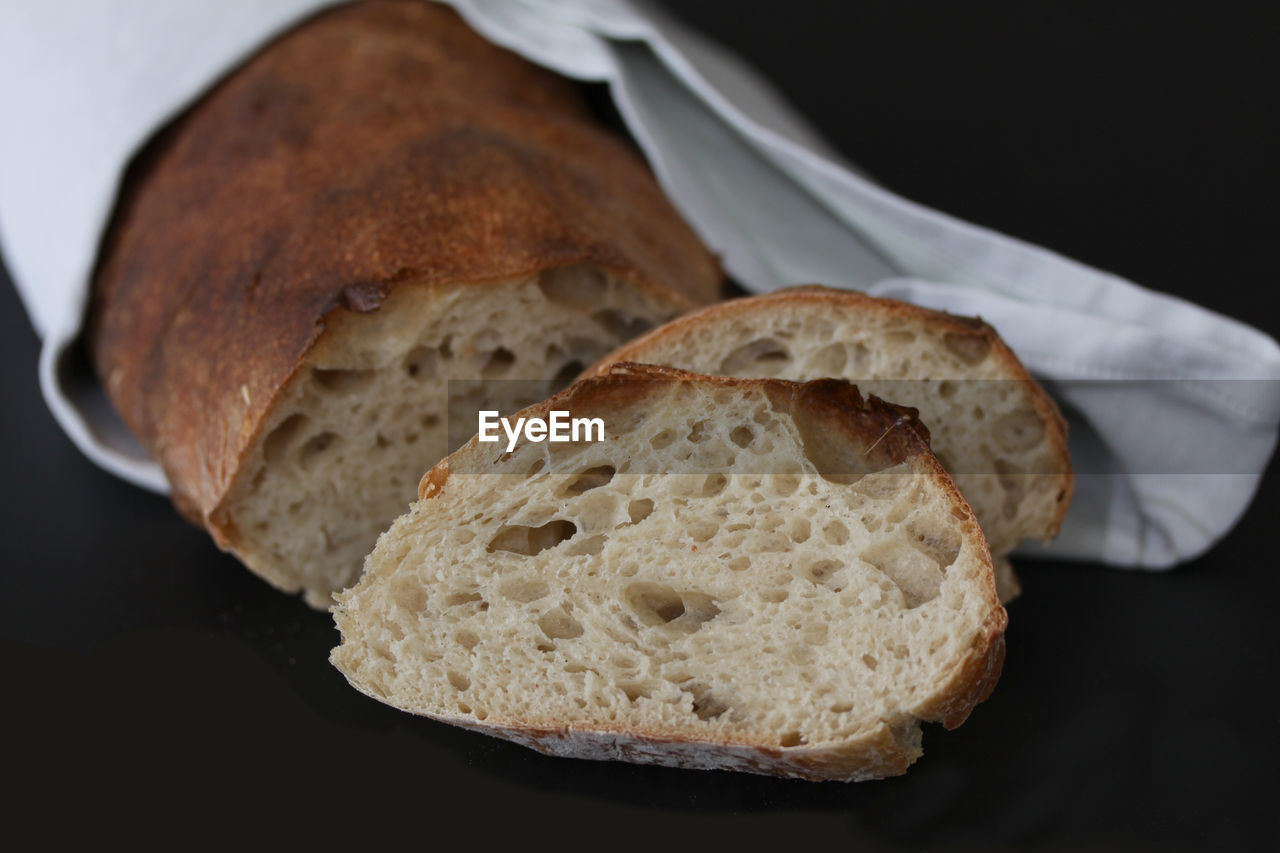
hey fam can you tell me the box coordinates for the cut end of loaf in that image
[331,367,1006,780]
[584,286,1074,561]
[213,266,683,608]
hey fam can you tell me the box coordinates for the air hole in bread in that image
[447,670,470,691]
[779,731,806,747]
[649,428,677,450]
[445,591,483,607]
[907,520,962,569]
[627,498,654,525]
[702,473,728,497]
[729,425,755,448]
[687,519,719,542]
[719,338,791,376]
[861,654,878,670]
[767,474,801,497]
[761,588,789,603]
[403,345,438,378]
[944,331,991,364]
[538,607,584,640]
[499,577,550,603]
[853,472,907,500]
[393,577,428,612]
[938,380,957,399]
[480,347,515,378]
[788,517,811,543]
[456,630,480,651]
[995,409,1046,453]
[625,582,687,625]
[687,684,729,721]
[822,520,850,545]
[312,367,375,393]
[593,308,654,340]
[263,413,310,463]
[611,654,639,673]
[563,465,616,496]
[808,342,847,374]
[687,420,711,443]
[298,431,338,467]
[864,541,942,608]
[550,360,586,391]
[536,263,605,310]
[617,681,653,703]
[803,559,843,585]
[487,520,577,555]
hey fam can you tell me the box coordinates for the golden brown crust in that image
[583,285,1074,538]
[90,0,719,530]
[385,365,1005,780]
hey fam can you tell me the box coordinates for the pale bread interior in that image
[331,375,1003,780]
[216,265,677,607]
[593,297,1070,568]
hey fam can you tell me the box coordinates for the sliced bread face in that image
[217,266,682,608]
[586,287,1074,578]
[332,366,1006,781]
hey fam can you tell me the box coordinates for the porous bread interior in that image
[606,302,1066,558]
[333,380,998,773]
[218,265,677,608]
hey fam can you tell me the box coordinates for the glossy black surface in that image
[4,2,1276,848]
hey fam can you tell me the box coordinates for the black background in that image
[3,2,1277,849]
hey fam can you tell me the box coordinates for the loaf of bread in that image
[332,365,1006,780]
[89,0,720,606]
[585,287,1072,597]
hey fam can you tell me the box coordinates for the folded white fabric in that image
[2,0,1276,568]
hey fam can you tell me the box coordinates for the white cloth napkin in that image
[3,0,1277,568]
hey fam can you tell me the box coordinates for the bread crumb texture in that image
[332,370,1006,780]
[220,267,676,608]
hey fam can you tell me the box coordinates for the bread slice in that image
[331,365,1006,781]
[88,1,719,607]
[585,287,1073,597]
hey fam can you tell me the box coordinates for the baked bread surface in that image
[89,0,720,604]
